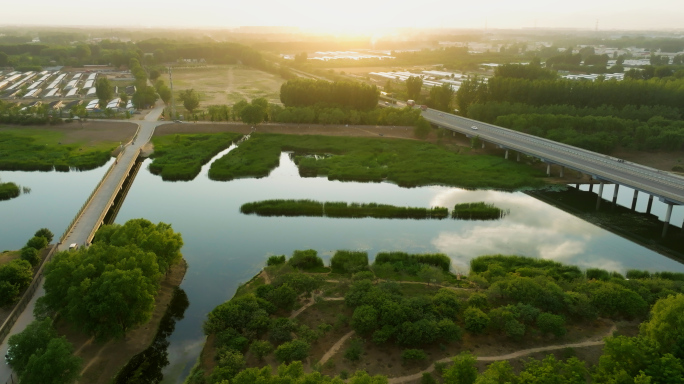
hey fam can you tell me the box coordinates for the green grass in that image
[452,202,508,220]
[208,133,546,189]
[0,182,20,201]
[0,131,115,171]
[240,199,449,219]
[149,133,242,181]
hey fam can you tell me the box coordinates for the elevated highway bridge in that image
[422,108,684,237]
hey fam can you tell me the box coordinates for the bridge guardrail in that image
[423,109,684,204]
[85,148,142,245]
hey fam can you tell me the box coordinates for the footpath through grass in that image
[0,130,115,171]
[209,133,546,189]
[240,199,449,219]
[149,133,243,181]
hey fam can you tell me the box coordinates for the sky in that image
[2,0,683,32]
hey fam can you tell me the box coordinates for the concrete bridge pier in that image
[646,195,654,214]
[546,164,551,176]
[589,183,593,192]
[662,203,673,238]
[481,141,485,149]
[516,153,520,162]
[631,190,639,210]
[612,185,620,208]
[596,181,605,210]
[505,150,509,160]
[560,166,564,178]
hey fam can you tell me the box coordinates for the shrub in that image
[351,305,378,335]
[274,339,310,363]
[0,182,21,201]
[26,236,48,250]
[344,338,364,361]
[586,268,611,281]
[626,270,651,279]
[464,307,490,334]
[504,319,526,339]
[402,349,428,362]
[267,255,286,266]
[452,202,506,220]
[249,340,273,360]
[288,249,324,270]
[20,246,40,266]
[330,251,368,274]
[33,228,54,243]
[437,319,463,342]
[269,318,297,344]
[467,293,489,309]
[352,271,375,281]
[421,373,437,384]
[536,313,567,337]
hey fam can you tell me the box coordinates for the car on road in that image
[174,120,183,123]
[471,126,478,130]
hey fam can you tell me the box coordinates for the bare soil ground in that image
[170,65,284,107]
[0,121,137,147]
[54,259,188,384]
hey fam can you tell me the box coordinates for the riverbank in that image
[54,258,188,384]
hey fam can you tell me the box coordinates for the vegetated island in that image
[207,133,545,189]
[5,219,187,384]
[188,252,684,384]
[452,202,509,220]
[0,180,21,201]
[240,199,449,219]
[148,133,243,181]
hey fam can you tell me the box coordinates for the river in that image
[1,152,683,382]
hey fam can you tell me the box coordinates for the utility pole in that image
[169,66,175,119]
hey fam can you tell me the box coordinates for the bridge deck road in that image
[422,109,684,206]
[0,104,165,383]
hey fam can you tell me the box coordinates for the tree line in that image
[280,78,379,110]
[0,228,53,306]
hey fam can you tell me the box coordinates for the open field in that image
[170,65,285,107]
[0,122,137,171]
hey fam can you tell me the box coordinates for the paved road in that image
[0,104,165,382]
[422,108,684,206]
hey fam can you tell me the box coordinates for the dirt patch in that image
[55,259,188,384]
[0,121,138,147]
[154,122,420,141]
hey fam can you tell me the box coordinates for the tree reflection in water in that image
[114,287,190,383]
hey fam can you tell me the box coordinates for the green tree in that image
[536,313,566,337]
[26,236,48,250]
[274,339,310,363]
[427,83,454,112]
[240,104,265,126]
[20,246,40,266]
[249,340,273,361]
[352,305,379,335]
[417,265,443,286]
[149,69,161,81]
[132,86,159,109]
[475,361,516,384]
[406,76,423,101]
[34,228,54,243]
[95,77,114,106]
[21,337,82,384]
[211,350,245,382]
[6,318,57,374]
[464,307,490,334]
[640,294,684,354]
[179,89,200,113]
[443,352,478,384]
